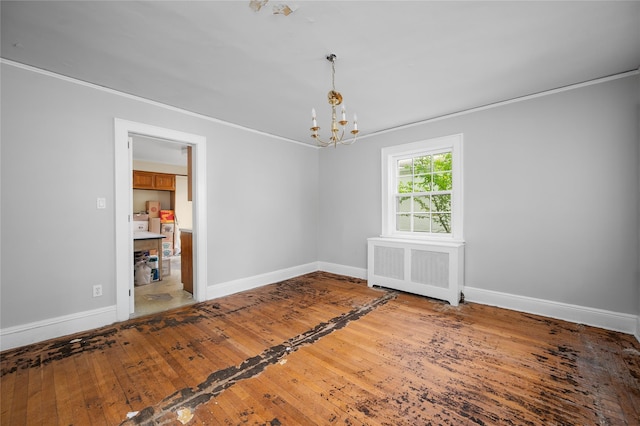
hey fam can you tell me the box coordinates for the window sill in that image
[373,235,465,247]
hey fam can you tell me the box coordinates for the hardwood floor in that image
[2,272,639,425]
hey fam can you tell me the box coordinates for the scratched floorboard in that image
[1,272,639,425]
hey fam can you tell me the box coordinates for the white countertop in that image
[133,231,165,240]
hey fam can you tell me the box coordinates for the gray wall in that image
[1,62,637,333]
[0,63,318,328]
[318,75,639,315]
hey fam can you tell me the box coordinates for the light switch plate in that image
[97,197,106,209]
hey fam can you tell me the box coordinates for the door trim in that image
[114,119,208,321]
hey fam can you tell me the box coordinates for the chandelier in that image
[310,54,359,147]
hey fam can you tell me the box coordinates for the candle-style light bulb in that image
[311,108,317,128]
[353,114,358,131]
[341,105,346,122]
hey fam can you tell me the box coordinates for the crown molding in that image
[0,58,316,149]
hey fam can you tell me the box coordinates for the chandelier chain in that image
[331,60,336,92]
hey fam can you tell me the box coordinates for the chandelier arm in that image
[311,125,332,147]
[314,136,333,147]
[313,127,359,148]
[342,135,357,145]
[341,133,357,145]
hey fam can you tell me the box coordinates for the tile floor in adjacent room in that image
[132,255,195,317]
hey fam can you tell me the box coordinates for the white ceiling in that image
[131,134,188,166]
[2,1,639,146]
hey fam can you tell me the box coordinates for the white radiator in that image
[367,237,465,306]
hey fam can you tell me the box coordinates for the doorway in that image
[131,135,194,316]
[114,119,208,322]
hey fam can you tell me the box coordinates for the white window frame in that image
[381,133,463,242]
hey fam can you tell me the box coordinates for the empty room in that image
[1,1,639,424]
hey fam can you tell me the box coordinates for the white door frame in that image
[114,118,208,320]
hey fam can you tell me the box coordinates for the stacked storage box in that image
[161,257,171,277]
[146,201,161,234]
[146,201,160,218]
[160,210,175,259]
[132,212,149,232]
[135,202,174,278]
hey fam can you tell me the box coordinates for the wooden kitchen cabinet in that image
[180,230,193,294]
[133,170,176,191]
[133,170,154,188]
[153,173,175,190]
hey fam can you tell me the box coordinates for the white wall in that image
[0,62,319,333]
[175,175,193,231]
[319,74,639,316]
[132,160,187,175]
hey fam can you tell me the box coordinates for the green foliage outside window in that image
[396,152,452,233]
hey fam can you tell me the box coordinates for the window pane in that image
[396,214,411,231]
[431,194,451,212]
[413,156,432,174]
[432,171,452,191]
[413,175,432,192]
[433,152,452,172]
[397,159,413,176]
[414,214,430,232]
[431,214,451,233]
[396,196,412,213]
[413,196,430,212]
[398,176,413,193]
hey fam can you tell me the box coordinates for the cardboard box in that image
[133,213,149,221]
[133,221,148,232]
[146,201,161,218]
[161,258,171,277]
[161,223,175,233]
[148,218,161,234]
[160,210,175,223]
[160,223,175,241]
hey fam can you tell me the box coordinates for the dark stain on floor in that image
[3,271,639,425]
[0,327,120,376]
[0,272,352,377]
[120,289,397,425]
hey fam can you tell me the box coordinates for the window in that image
[381,134,463,241]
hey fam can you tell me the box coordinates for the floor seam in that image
[121,290,398,425]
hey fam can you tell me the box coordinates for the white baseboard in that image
[317,261,367,280]
[1,262,327,351]
[0,306,118,351]
[206,262,319,300]
[464,286,637,336]
[205,261,367,301]
[4,265,637,351]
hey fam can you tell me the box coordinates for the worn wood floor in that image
[1,272,639,425]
